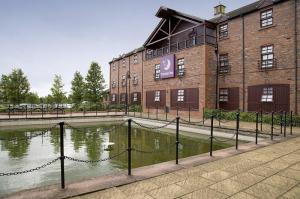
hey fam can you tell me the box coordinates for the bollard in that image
[156,107,158,120]
[8,105,11,119]
[236,112,240,150]
[271,112,274,141]
[188,107,191,123]
[176,117,180,164]
[210,115,214,156]
[26,105,28,119]
[290,111,293,135]
[280,111,283,134]
[255,112,259,144]
[284,111,287,137]
[59,122,65,189]
[127,119,132,175]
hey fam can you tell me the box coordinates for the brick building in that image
[109,0,300,116]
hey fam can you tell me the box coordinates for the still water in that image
[0,123,232,195]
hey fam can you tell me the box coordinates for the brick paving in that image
[73,136,300,199]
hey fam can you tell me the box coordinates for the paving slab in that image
[228,192,258,199]
[146,184,190,199]
[180,187,228,199]
[209,179,249,196]
[230,172,265,186]
[280,186,300,199]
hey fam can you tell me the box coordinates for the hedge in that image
[204,108,300,127]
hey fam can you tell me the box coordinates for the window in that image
[111,94,116,102]
[261,45,274,69]
[154,64,160,80]
[121,94,126,102]
[112,81,116,88]
[219,23,228,39]
[177,90,185,102]
[177,58,185,77]
[261,9,273,27]
[219,54,229,73]
[122,75,126,87]
[112,63,116,70]
[122,59,126,67]
[133,54,138,64]
[219,89,229,102]
[154,91,160,102]
[133,74,138,85]
[133,93,138,102]
[261,87,273,102]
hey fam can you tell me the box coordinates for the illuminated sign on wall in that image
[160,54,175,79]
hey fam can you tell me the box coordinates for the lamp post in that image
[125,71,131,115]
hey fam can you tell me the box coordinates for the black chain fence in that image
[131,119,176,130]
[64,150,127,163]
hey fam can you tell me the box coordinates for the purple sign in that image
[160,54,175,79]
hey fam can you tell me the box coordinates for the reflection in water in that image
[0,124,232,195]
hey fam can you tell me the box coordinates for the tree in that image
[0,69,30,104]
[50,74,66,104]
[25,92,40,104]
[85,62,105,103]
[70,71,85,105]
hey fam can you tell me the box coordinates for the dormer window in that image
[261,9,273,27]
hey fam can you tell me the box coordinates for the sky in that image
[0,0,256,97]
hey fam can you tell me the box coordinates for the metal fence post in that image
[210,115,214,156]
[271,112,274,141]
[284,111,287,137]
[134,107,136,117]
[236,112,240,150]
[176,117,180,164]
[8,105,11,119]
[156,107,158,120]
[96,104,98,116]
[59,122,65,189]
[176,107,179,116]
[218,109,221,128]
[188,107,191,123]
[202,107,205,126]
[255,112,258,144]
[148,108,150,119]
[165,109,168,121]
[280,111,283,134]
[56,105,59,118]
[42,105,44,118]
[290,111,293,135]
[127,119,132,175]
[260,111,263,131]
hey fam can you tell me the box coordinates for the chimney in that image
[214,4,226,16]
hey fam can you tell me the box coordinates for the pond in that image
[0,122,232,196]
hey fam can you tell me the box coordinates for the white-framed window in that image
[122,75,126,87]
[177,90,185,102]
[261,9,273,27]
[133,54,138,64]
[111,94,116,102]
[154,91,160,102]
[112,81,116,88]
[121,93,126,102]
[112,63,116,70]
[219,23,228,39]
[219,89,229,102]
[133,74,138,85]
[261,45,274,69]
[177,58,185,77]
[154,64,160,80]
[219,54,229,73]
[261,87,273,102]
[133,93,138,102]
[122,59,126,67]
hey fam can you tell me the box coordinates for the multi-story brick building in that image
[109,0,300,116]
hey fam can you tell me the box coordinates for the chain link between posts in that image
[131,119,176,130]
[64,150,127,163]
[0,157,60,176]
[132,143,176,154]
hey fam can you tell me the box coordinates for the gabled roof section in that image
[143,6,205,47]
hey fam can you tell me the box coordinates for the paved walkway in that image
[73,137,300,199]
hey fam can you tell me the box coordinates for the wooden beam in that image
[147,19,167,45]
[146,24,203,47]
[173,15,202,25]
[171,19,182,34]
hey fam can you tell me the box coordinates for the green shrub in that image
[204,108,300,127]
